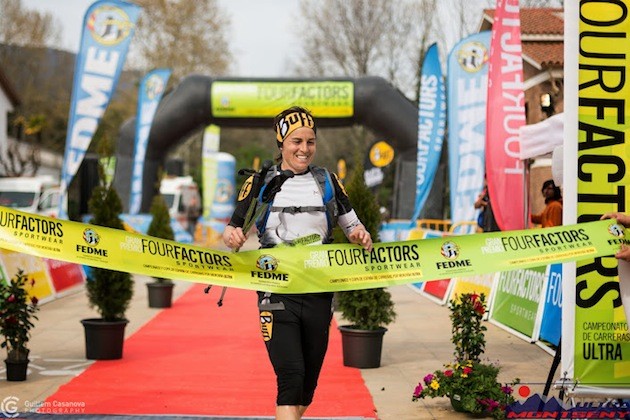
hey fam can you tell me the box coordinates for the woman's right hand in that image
[223,225,247,250]
[474,193,487,209]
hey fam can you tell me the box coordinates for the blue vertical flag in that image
[447,31,491,225]
[58,0,141,218]
[409,43,446,225]
[129,68,171,214]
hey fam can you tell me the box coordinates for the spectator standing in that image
[531,179,562,228]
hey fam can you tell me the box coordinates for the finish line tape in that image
[0,206,628,294]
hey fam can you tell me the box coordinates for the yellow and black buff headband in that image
[275,111,316,146]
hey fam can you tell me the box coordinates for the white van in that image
[0,176,61,217]
[159,176,202,233]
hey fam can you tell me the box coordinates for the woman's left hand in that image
[349,225,373,252]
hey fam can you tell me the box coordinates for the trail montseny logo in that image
[507,394,630,417]
[608,223,624,238]
[87,5,133,46]
[83,228,100,246]
[440,241,459,260]
[256,255,278,271]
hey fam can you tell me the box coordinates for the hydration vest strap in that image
[270,205,326,214]
[257,166,337,239]
[313,168,338,236]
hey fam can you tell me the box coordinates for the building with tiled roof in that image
[480,8,564,123]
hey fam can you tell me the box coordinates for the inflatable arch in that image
[113,76,418,215]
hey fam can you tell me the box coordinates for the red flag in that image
[486,0,526,230]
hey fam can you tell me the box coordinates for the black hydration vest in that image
[255,166,338,244]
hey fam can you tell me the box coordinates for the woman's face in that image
[543,184,555,199]
[280,126,316,174]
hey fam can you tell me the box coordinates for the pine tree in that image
[146,195,175,284]
[335,159,396,330]
[85,175,133,321]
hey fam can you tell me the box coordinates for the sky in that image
[20,0,298,77]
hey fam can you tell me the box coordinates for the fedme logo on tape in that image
[77,228,108,257]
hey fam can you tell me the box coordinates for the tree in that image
[0,0,68,154]
[128,0,233,176]
[85,140,133,321]
[335,157,396,330]
[146,194,174,285]
[521,0,563,6]
[290,0,438,205]
[295,0,435,95]
[130,0,232,82]
[0,0,62,47]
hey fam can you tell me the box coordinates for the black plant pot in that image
[147,281,174,308]
[81,318,129,360]
[338,325,387,369]
[5,358,29,381]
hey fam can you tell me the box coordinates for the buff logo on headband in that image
[275,112,316,143]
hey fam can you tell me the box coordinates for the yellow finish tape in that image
[0,207,627,294]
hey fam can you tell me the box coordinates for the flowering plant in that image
[450,292,487,362]
[0,270,40,361]
[412,293,519,419]
[413,360,518,418]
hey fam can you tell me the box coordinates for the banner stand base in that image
[559,384,630,399]
[543,339,562,400]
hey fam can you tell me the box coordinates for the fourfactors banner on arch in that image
[59,0,141,218]
[447,31,491,226]
[129,68,172,214]
[410,43,446,225]
[0,206,627,295]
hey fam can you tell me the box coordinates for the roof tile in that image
[483,8,564,67]
[523,41,564,68]
[484,8,564,35]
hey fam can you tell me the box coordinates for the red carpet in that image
[46,285,376,418]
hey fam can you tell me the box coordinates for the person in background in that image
[222,106,372,420]
[531,179,562,228]
[474,179,500,232]
[186,195,201,237]
[601,212,630,262]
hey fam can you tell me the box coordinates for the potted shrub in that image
[0,270,39,381]
[146,194,175,308]
[81,168,133,360]
[335,159,396,368]
[412,293,519,418]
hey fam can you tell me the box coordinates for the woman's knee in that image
[276,369,305,405]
